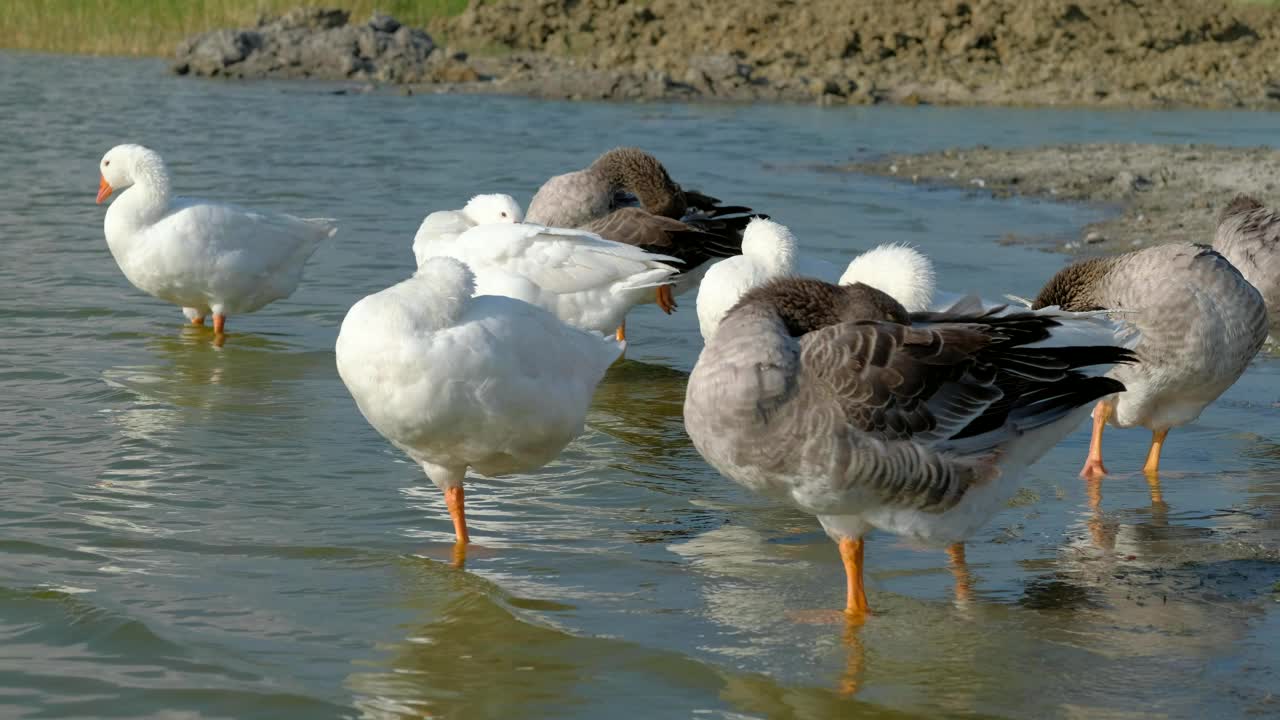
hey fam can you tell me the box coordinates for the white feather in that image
[335,257,623,491]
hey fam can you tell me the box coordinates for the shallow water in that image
[2,51,1280,719]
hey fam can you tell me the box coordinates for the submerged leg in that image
[183,307,206,327]
[656,285,677,314]
[615,320,626,342]
[839,537,869,621]
[1080,400,1112,479]
[946,542,973,605]
[446,486,469,568]
[1142,428,1170,476]
[445,485,469,545]
[212,313,226,335]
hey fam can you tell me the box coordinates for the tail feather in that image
[304,217,339,239]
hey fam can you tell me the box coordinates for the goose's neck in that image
[592,156,682,218]
[708,303,795,364]
[104,165,173,248]
[758,243,796,277]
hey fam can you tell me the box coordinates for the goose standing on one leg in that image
[685,277,1135,621]
[336,258,624,562]
[96,144,336,342]
[1031,243,1266,480]
[1214,194,1280,331]
[526,147,760,321]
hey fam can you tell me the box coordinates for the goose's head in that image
[463,194,523,225]
[741,217,797,273]
[97,144,164,204]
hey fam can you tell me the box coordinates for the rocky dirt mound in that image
[172,7,476,84]
[174,1,1280,108]
[441,0,1280,106]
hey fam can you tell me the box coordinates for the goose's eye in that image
[499,211,508,218]
[104,160,110,167]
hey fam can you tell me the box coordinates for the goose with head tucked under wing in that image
[335,257,624,561]
[1032,242,1266,481]
[526,147,762,315]
[1214,194,1280,331]
[414,214,680,341]
[684,277,1135,621]
[412,194,523,268]
[96,144,336,341]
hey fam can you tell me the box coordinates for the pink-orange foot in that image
[656,285,677,314]
[1080,459,1108,480]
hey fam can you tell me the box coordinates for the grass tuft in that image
[0,0,468,57]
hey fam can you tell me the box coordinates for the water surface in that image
[2,52,1279,719]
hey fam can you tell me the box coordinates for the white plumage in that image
[696,218,943,341]
[415,217,680,336]
[97,144,335,333]
[837,242,937,314]
[412,194,523,268]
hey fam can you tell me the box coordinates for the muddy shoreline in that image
[842,143,1280,255]
[173,1,1280,109]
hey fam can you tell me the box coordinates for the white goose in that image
[335,257,624,554]
[696,218,941,341]
[416,215,680,340]
[411,194,523,268]
[96,144,336,337]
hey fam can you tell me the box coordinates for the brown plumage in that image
[733,278,1134,446]
[1220,193,1265,223]
[1032,256,1121,311]
[525,147,766,314]
[591,147,687,219]
[734,277,909,336]
[684,276,1135,617]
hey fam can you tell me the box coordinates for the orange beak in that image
[96,175,113,204]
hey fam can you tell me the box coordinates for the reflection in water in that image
[101,329,328,413]
[588,359,692,458]
[351,557,891,720]
[1013,483,1277,715]
[670,524,871,698]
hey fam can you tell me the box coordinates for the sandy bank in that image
[842,144,1280,254]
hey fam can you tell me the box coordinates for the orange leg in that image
[1142,428,1169,476]
[190,315,205,327]
[445,486,469,545]
[1080,400,1112,480]
[615,320,626,342]
[947,542,973,605]
[839,537,869,621]
[655,285,677,314]
[212,313,226,334]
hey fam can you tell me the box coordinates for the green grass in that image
[0,0,468,57]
